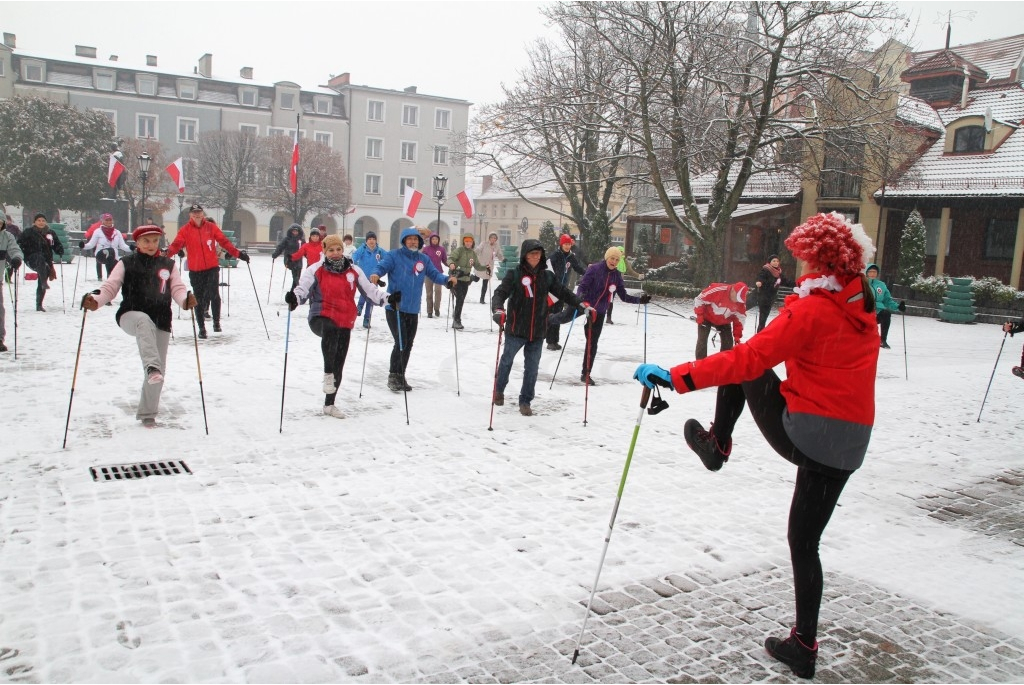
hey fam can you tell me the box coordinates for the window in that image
[137,114,157,139]
[513,205,518,218]
[95,71,115,91]
[177,117,198,143]
[367,100,384,122]
[240,87,258,107]
[433,145,448,165]
[23,61,43,82]
[242,164,258,186]
[819,132,862,199]
[177,79,197,100]
[984,218,1017,259]
[182,159,198,186]
[137,76,157,96]
[315,97,331,115]
[501,204,506,217]
[953,125,986,153]
[0,60,4,77]
[398,177,416,197]
[314,131,332,147]
[366,137,383,159]
[402,104,419,126]
[400,141,417,162]
[923,217,951,257]
[93,109,116,133]
[435,108,451,130]
[268,127,294,137]
[280,92,295,110]
[239,124,258,136]
[365,174,382,195]
[266,167,284,187]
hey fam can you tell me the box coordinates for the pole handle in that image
[640,386,651,408]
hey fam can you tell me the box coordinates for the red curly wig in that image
[784,212,875,276]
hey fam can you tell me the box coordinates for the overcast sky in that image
[3,1,1023,113]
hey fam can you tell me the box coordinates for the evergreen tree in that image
[897,209,927,285]
[539,220,558,256]
[632,224,654,273]
[582,212,611,263]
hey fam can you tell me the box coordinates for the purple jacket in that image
[423,234,448,272]
[576,261,640,315]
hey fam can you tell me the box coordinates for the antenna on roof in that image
[934,9,977,49]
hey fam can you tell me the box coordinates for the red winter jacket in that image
[291,241,323,267]
[671,273,880,471]
[693,282,747,343]
[293,262,386,329]
[166,218,240,272]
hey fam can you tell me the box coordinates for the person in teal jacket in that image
[865,263,904,349]
[371,227,456,392]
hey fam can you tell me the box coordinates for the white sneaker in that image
[322,405,345,419]
[322,372,336,394]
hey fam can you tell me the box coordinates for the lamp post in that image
[432,173,447,237]
[138,152,152,227]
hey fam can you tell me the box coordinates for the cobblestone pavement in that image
[918,468,1024,548]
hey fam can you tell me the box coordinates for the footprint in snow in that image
[116,620,140,649]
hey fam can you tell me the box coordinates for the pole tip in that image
[487,427,493,431]
[571,649,579,664]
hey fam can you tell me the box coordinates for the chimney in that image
[327,72,350,88]
[404,86,417,94]
[146,55,157,67]
[75,45,97,58]
[960,65,970,109]
[198,53,212,78]
[2,33,15,49]
[240,66,253,80]
[482,175,493,194]
[109,55,118,62]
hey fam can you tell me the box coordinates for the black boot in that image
[387,373,403,392]
[683,419,731,471]
[400,375,412,391]
[765,628,817,679]
[452,319,464,330]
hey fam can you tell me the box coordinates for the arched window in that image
[953,125,986,153]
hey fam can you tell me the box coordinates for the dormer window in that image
[953,125,986,153]
[314,96,331,115]
[280,92,295,110]
[22,60,44,82]
[94,70,115,91]
[137,75,157,96]
[240,87,258,107]
[177,79,197,100]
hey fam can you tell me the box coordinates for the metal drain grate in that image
[90,460,192,482]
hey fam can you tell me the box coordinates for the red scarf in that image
[102,226,116,241]
[763,262,781,279]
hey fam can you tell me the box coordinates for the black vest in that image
[116,252,176,332]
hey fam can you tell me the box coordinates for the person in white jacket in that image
[81,218,131,280]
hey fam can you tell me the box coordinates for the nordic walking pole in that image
[571,385,653,664]
[583,315,594,426]
[445,281,453,332]
[245,261,271,340]
[396,310,410,425]
[549,308,579,389]
[62,292,97,449]
[12,274,18,360]
[453,312,461,396]
[279,306,292,433]
[644,302,648,363]
[70,251,82,311]
[650,301,691,319]
[901,312,908,381]
[358,319,372,398]
[59,260,66,313]
[487,322,505,431]
[977,331,1007,423]
[189,297,210,435]
[266,257,275,305]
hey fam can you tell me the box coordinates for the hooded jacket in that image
[352,239,386,277]
[0,225,24,269]
[18,224,64,272]
[693,282,748,343]
[272,225,305,267]
[166,218,240,272]
[448,234,479,282]
[865,263,899,314]
[423,233,447,271]
[373,227,450,315]
[671,273,880,471]
[548,244,586,286]
[575,258,641,316]
[492,239,583,341]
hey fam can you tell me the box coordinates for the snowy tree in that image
[538,220,558,256]
[0,97,113,214]
[193,131,263,231]
[897,208,926,286]
[259,137,350,227]
[583,212,612,263]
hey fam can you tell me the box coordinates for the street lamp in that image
[432,173,447,236]
[138,152,152,227]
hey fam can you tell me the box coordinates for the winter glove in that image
[633,364,673,390]
[639,293,652,304]
[493,309,506,326]
[8,257,21,271]
[376,279,385,288]
[284,291,298,311]
[576,303,596,321]
[898,300,906,312]
[81,293,99,311]
[237,250,251,263]
[387,291,402,307]
[182,292,197,310]
[78,240,85,249]
[486,267,492,276]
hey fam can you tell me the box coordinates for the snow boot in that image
[1012,366,1024,379]
[519,404,533,416]
[683,419,731,472]
[213,322,222,333]
[322,373,337,394]
[452,319,464,330]
[880,340,891,349]
[322,405,345,419]
[765,628,817,679]
[197,328,208,339]
[580,374,596,386]
[400,375,412,391]
[387,373,403,392]
[141,418,157,428]
[547,342,561,351]
[493,391,504,406]
[0,341,7,352]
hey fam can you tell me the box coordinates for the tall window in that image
[984,218,1017,259]
[435,108,451,130]
[242,164,258,186]
[402,104,419,126]
[314,131,332,147]
[400,141,417,162]
[953,125,986,153]
[280,92,295,110]
[366,138,383,159]
[365,174,382,195]
[819,132,862,199]
[137,114,157,139]
[367,100,384,122]
[433,145,448,165]
[924,217,951,257]
[399,177,416,197]
[177,117,198,143]
[315,97,331,115]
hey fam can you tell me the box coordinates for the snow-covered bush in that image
[971,276,1019,307]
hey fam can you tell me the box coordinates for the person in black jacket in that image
[754,254,794,332]
[272,224,305,292]
[544,234,587,350]
[491,239,591,416]
[1003,316,1024,379]
[17,213,64,312]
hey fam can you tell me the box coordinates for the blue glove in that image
[633,364,673,389]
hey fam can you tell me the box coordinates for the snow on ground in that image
[1,255,1022,682]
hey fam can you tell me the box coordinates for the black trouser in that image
[479,278,489,303]
[26,256,50,307]
[876,309,892,344]
[287,260,302,291]
[546,301,567,344]
[756,302,772,332]
[95,249,117,280]
[695,323,734,360]
[452,280,470,322]
[385,309,418,374]
[581,315,605,377]
[605,300,614,323]
[189,268,221,331]
[708,371,852,643]
[309,317,351,406]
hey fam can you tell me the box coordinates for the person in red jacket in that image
[692,281,748,359]
[290,228,323,268]
[165,203,249,338]
[633,212,879,680]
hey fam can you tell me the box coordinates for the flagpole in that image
[293,113,301,223]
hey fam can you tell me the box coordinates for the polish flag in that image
[403,184,423,218]
[289,129,300,194]
[345,205,357,215]
[107,154,126,188]
[165,157,185,192]
[455,187,475,219]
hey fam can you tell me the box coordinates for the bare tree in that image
[192,130,263,230]
[117,137,176,227]
[259,137,350,229]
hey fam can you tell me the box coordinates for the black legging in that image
[452,280,470,322]
[756,302,772,332]
[876,309,892,344]
[582,315,605,377]
[287,260,302,291]
[709,371,852,643]
[309,317,351,406]
[385,309,418,374]
[95,249,118,280]
[189,268,221,330]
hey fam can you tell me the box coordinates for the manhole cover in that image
[90,460,192,481]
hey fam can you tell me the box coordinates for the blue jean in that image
[357,294,374,322]
[496,334,543,406]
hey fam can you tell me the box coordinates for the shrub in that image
[971,276,1019,307]
[910,274,949,299]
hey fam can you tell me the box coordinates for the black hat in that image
[189,203,204,213]
[33,213,47,222]
[365,231,377,241]
[767,254,779,261]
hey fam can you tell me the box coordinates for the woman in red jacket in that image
[634,212,879,680]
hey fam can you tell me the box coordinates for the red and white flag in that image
[345,205,357,215]
[289,129,300,194]
[165,157,185,193]
[456,187,475,219]
[107,154,126,188]
[403,184,423,218]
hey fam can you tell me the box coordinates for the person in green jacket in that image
[447,234,480,330]
[606,246,642,324]
[865,263,904,349]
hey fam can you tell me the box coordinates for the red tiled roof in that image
[910,33,1024,83]
[902,49,987,81]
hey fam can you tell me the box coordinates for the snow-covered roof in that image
[633,202,792,220]
[897,95,944,133]
[885,84,1024,198]
[910,33,1024,84]
[685,168,802,201]
[477,179,564,202]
